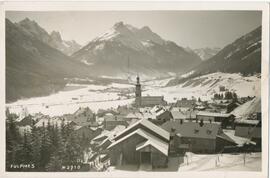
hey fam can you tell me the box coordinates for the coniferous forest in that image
[6,113,91,172]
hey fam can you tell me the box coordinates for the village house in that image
[103,115,129,131]
[196,111,235,128]
[107,119,170,169]
[91,125,126,152]
[174,98,196,111]
[161,120,236,154]
[151,109,172,125]
[72,124,102,140]
[208,99,239,113]
[73,107,96,123]
[16,115,35,127]
[234,119,261,148]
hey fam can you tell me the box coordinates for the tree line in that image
[213,91,238,101]
[6,113,91,172]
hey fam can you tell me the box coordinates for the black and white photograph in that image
[1,1,269,177]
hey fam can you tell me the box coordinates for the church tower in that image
[135,76,141,106]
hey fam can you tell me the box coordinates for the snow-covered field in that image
[7,82,135,116]
[144,72,260,102]
[178,152,261,171]
[7,72,260,117]
[107,152,261,172]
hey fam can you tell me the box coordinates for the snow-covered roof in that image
[113,118,170,142]
[162,121,221,139]
[235,119,260,125]
[171,110,186,120]
[108,128,169,156]
[231,97,261,118]
[136,132,169,156]
[197,111,233,118]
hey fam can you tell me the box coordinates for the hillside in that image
[193,47,221,61]
[147,72,260,102]
[6,19,91,102]
[72,22,201,77]
[191,26,261,76]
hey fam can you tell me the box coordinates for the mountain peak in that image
[140,26,152,33]
[113,21,125,29]
[50,30,62,42]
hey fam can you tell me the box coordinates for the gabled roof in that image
[161,121,221,139]
[136,136,168,156]
[108,128,169,156]
[113,118,170,142]
[74,107,94,116]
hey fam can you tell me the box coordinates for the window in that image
[194,129,199,134]
[207,129,212,135]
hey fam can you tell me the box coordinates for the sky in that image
[6,11,262,49]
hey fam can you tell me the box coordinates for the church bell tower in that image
[135,76,141,106]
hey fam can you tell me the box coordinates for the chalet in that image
[196,111,235,128]
[72,125,102,140]
[73,107,96,123]
[91,125,126,152]
[17,115,35,127]
[151,109,172,125]
[107,119,170,169]
[104,116,129,131]
[209,99,239,113]
[161,120,236,154]
[234,120,261,147]
[174,98,196,111]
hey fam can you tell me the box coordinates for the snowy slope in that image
[193,47,221,61]
[144,72,260,102]
[191,26,261,75]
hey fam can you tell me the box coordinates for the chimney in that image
[180,119,183,124]
[199,119,204,127]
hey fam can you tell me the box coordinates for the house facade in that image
[196,111,235,128]
[161,120,236,154]
[107,119,170,169]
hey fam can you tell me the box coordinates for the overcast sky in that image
[6,11,261,49]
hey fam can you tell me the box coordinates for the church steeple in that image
[135,75,141,106]
[135,75,141,98]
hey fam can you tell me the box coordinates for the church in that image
[134,76,167,107]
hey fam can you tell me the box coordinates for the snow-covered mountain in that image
[190,26,261,76]
[72,21,201,77]
[6,19,91,102]
[193,47,221,61]
[17,18,81,56]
